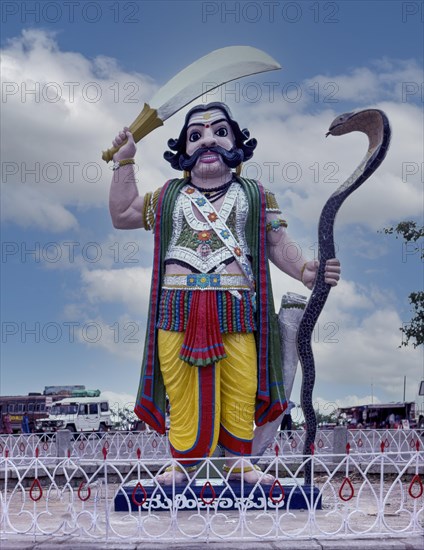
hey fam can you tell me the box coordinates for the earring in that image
[183,170,190,179]
[235,164,242,176]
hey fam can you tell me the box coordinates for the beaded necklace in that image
[191,178,234,203]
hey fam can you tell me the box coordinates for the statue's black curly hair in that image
[163,102,257,171]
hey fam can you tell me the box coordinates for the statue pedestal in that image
[114,477,321,512]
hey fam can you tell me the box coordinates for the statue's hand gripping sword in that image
[102,46,281,162]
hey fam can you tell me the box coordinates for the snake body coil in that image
[296,109,391,482]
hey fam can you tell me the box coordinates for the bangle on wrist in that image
[300,262,308,284]
[112,158,135,171]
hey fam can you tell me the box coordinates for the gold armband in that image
[112,158,135,171]
[142,192,152,230]
[265,190,282,213]
[142,187,162,231]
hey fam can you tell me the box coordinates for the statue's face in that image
[185,108,235,181]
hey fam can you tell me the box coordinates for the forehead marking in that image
[188,109,227,126]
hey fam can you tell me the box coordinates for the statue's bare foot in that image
[155,465,195,485]
[240,467,275,485]
[224,462,275,485]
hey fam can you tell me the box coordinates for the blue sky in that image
[1,1,423,417]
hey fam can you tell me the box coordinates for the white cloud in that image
[296,306,422,403]
[247,101,422,232]
[1,184,78,232]
[304,58,422,104]
[80,266,152,314]
[273,273,421,406]
[1,29,172,233]
[2,30,421,409]
[2,32,422,238]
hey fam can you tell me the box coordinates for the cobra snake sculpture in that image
[297,109,391,483]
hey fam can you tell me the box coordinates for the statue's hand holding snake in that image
[301,259,341,290]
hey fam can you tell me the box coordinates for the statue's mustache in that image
[179,145,244,171]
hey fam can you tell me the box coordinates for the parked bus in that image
[0,386,101,433]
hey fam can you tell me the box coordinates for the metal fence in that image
[0,439,423,544]
[0,428,422,461]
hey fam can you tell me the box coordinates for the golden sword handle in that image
[101,103,163,162]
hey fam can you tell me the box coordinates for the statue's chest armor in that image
[165,182,251,273]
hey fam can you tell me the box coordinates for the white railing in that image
[347,429,423,458]
[1,429,422,462]
[0,447,422,543]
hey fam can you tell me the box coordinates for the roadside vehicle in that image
[35,397,112,433]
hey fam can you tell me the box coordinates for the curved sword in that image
[102,46,281,161]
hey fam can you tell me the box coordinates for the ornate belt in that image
[163,273,250,291]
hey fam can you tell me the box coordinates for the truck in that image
[35,396,112,433]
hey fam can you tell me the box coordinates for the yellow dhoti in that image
[158,329,257,464]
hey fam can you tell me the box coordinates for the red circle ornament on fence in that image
[346,443,351,454]
[408,475,423,499]
[199,481,216,505]
[78,482,91,502]
[102,446,108,460]
[274,444,279,456]
[35,447,39,458]
[310,443,315,455]
[339,477,355,502]
[29,478,43,502]
[136,448,141,459]
[131,482,147,507]
[269,479,285,504]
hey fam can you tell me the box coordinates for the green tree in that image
[383,221,423,348]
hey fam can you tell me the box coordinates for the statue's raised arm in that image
[108,129,144,230]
